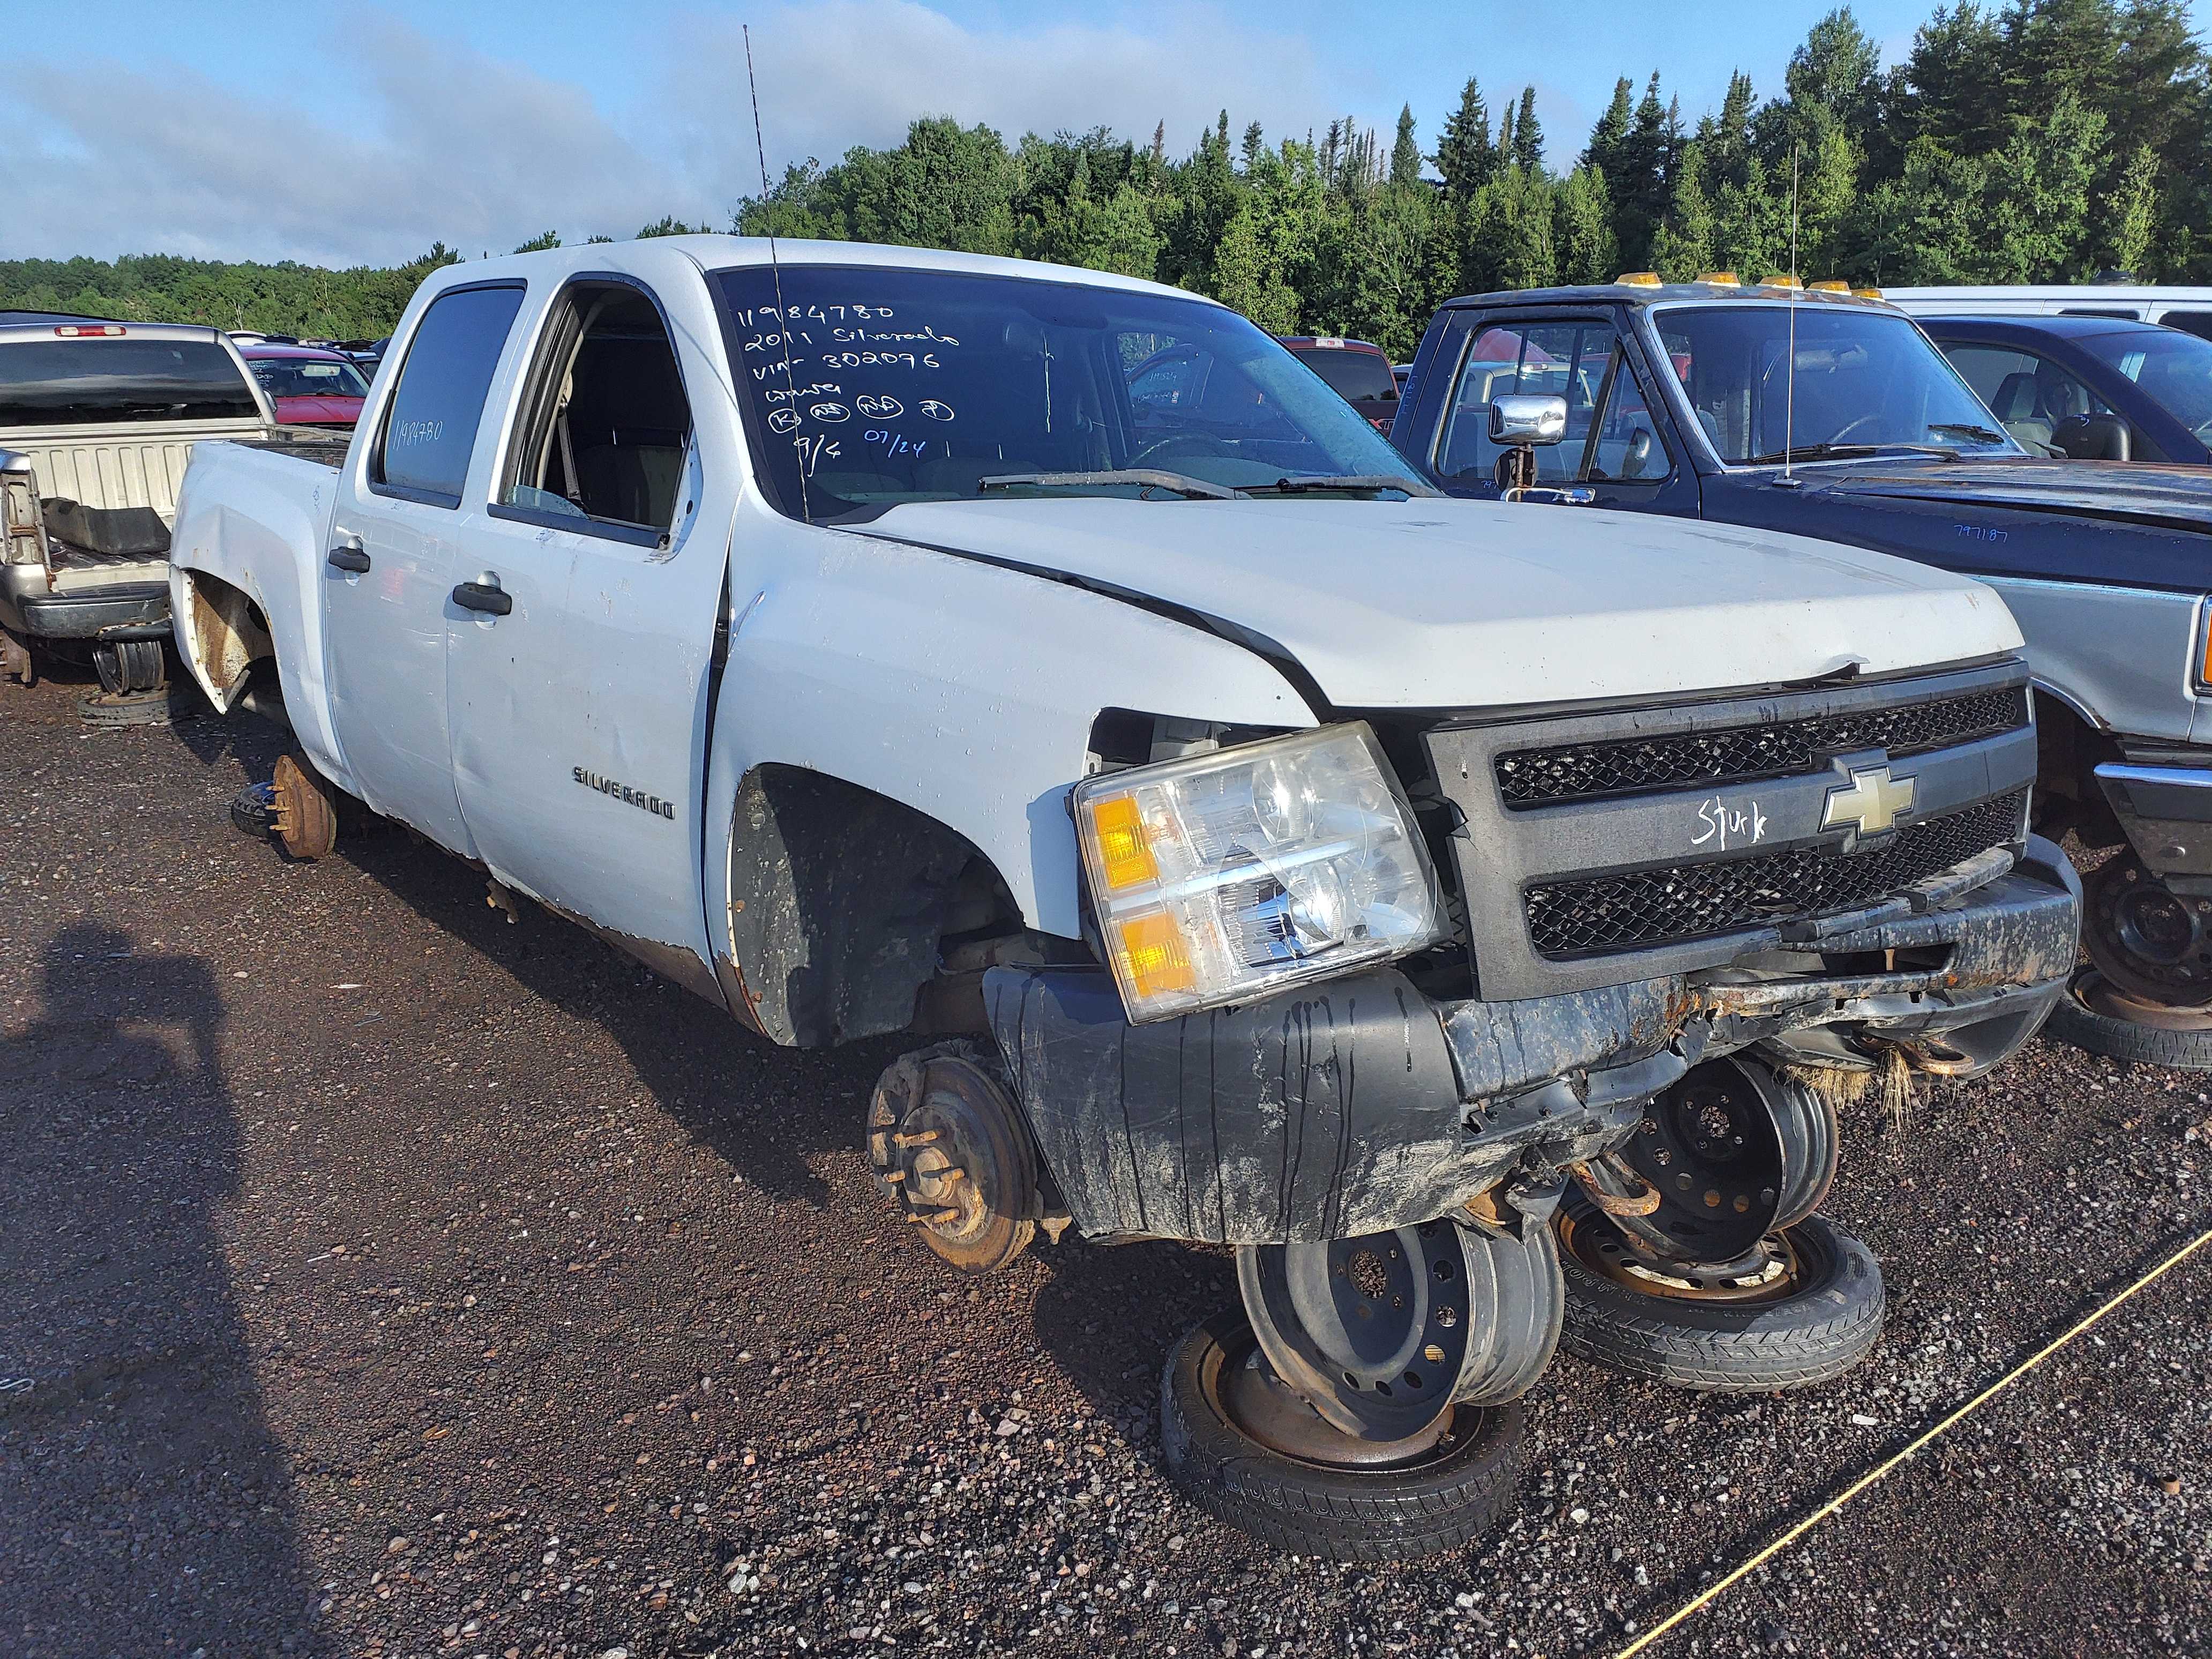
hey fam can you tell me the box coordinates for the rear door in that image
[442,258,738,987]
[327,280,529,851]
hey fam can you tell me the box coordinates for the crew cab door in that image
[327,281,530,851]
[442,261,737,991]
[1415,307,1701,518]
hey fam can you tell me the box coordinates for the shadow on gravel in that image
[338,830,866,1207]
[1027,1237,1240,1430]
[0,923,327,1657]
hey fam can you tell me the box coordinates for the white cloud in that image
[0,16,706,266]
[671,1,1346,203]
[0,1,1552,267]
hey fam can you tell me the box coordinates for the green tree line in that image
[4,1,2206,361]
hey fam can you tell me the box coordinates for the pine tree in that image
[1390,104,1424,187]
[1433,77,1497,201]
[1615,72,1671,266]
[1509,87,1543,174]
[1582,78,1634,177]
[1554,165,1620,282]
[1497,100,1515,168]
[1242,121,1266,172]
[1152,121,1167,163]
[2099,141,2159,277]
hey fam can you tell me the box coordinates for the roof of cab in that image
[418,235,1227,308]
[1916,312,2180,341]
[1440,279,1900,313]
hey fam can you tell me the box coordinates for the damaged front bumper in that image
[984,836,2080,1247]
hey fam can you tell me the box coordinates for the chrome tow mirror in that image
[1489,394,1576,502]
[1488,393,1568,447]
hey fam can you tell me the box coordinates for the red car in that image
[1277,335,1400,433]
[241,342,369,428]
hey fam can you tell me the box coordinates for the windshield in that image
[0,337,260,427]
[249,355,370,400]
[1286,345,1398,405]
[1650,304,2022,464]
[2076,327,2212,440]
[711,265,1416,521]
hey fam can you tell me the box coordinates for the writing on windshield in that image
[713,265,1411,523]
[1651,305,2021,464]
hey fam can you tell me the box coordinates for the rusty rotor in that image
[864,1043,1038,1274]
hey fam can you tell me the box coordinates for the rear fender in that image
[169,443,355,791]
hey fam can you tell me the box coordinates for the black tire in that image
[1557,1209,1884,1392]
[2045,982,2212,1071]
[77,687,182,728]
[1160,1310,1525,1562]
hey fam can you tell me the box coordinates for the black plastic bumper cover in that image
[12,582,171,641]
[984,838,2081,1247]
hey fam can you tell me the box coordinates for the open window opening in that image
[503,281,693,539]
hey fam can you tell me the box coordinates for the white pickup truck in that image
[169,238,2079,1560]
[1,312,279,700]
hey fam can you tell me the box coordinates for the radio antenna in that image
[744,23,812,524]
[1783,144,1799,481]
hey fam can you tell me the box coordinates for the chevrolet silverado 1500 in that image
[168,239,2077,1560]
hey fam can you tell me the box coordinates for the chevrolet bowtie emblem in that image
[1822,764,1916,837]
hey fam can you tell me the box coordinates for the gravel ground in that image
[3,675,2209,1659]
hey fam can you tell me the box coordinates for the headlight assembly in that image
[1072,722,1444,1022]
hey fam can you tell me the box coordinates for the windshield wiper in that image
[1741,442,1964,465]
[1926,422,2013,446]
[976,469,1245,501]
[1239,474,1439,498]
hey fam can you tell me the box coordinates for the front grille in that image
[1525,790,2026,960]
[1496,687,2029,808]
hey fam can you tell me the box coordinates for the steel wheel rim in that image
[1238,1220,1473,1441]
[1558,1202,1808,1306]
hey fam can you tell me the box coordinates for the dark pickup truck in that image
[1392,278,2212,1064]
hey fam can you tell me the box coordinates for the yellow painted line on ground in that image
[1614,1223,2212,1659]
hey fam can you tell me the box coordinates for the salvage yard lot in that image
[2,676,2208,1659]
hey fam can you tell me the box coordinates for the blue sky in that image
[8,1,2188,265]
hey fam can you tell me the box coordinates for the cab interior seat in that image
[1989,372,2055,449]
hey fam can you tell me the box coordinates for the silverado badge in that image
[1822,763,1916,839]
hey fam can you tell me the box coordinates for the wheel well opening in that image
[725,764,1049,1048]
[180,570,274,704]
[2031,690,2122,848]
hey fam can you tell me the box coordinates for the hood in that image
[1806,455,2212,530]
[850,495,2020,710]
[274,394,363,427]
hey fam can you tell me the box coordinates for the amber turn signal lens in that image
[1115,910,1195,1000]
[1086,794,1157,891]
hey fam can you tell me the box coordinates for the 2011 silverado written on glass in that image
[1650,305,2025,466]
[712,266,1422,522]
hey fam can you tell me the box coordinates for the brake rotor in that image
[1608,1055,1836,1264]
[2083,853,2212,1008]
[1236,1221,1474,1441]
[271,755,337,860]
[1557,1199,1805,1306]
[864,1043,1037,1275]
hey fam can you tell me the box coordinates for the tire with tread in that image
[1161,1310,1524,1562]
[2044,989,2212,1071]
[1558,1209,1884,1392]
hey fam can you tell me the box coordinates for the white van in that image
[1884,285,2212,340]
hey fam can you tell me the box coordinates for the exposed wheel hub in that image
[865,1044,1037,1274]
[2084,853,2212,1007]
